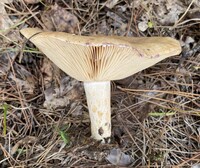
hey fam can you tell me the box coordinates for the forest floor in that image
[0,0,200,167]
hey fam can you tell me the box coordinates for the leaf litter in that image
[41,3,79,33]
[106,148,133,166]
[0,0,200,167]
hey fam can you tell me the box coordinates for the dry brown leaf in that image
[9,64,36,94]
[43,86,70,109]
[132,0,185,26]
[155,0,185,25]
[106,11,126,27]
[187,0,200,19]
[41,3,79,33]
[0,0,21,42]
[106,148,133,166]
[0,0,14,30]
[0,53,14,75]
[98,20,110,35]
[39,39,83,109]
[0,53,35,94]
[43,76,83,109]
[9,74,35,94]
[131,0,149,9]
[40,57,61,88]
[105,0,119,9]
[70,103,83,117]
[192,164,200,168]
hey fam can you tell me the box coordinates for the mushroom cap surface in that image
[21,28,181,81]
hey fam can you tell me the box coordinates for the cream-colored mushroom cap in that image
[20,28,181,82]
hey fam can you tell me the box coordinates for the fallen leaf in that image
[43,76,83,109]
[41,3,79,33]
[0,0,14,30]
[192,164,200,168]
[138,21,148,32]
[106,148,133,166]
[154,0,185,25]
[9,64,36,94]
[105,0,119,9]
[59,76,83,99]
[106,11,127,34]
[98,19,110,35]
[0,0,21,42]
[0,52,14,75]
[70,103,83,117]
[131,0,185,26]
[9,74,35,94]
[40,57,60,88]
[43,86,70,109]
[131,0,148,9]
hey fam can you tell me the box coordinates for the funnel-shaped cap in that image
[21,28,181,81]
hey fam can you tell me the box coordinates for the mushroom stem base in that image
[84,81,111,142]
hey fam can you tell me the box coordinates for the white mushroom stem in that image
[84,81,111,142]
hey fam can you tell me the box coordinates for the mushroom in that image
[20,28,181,142]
